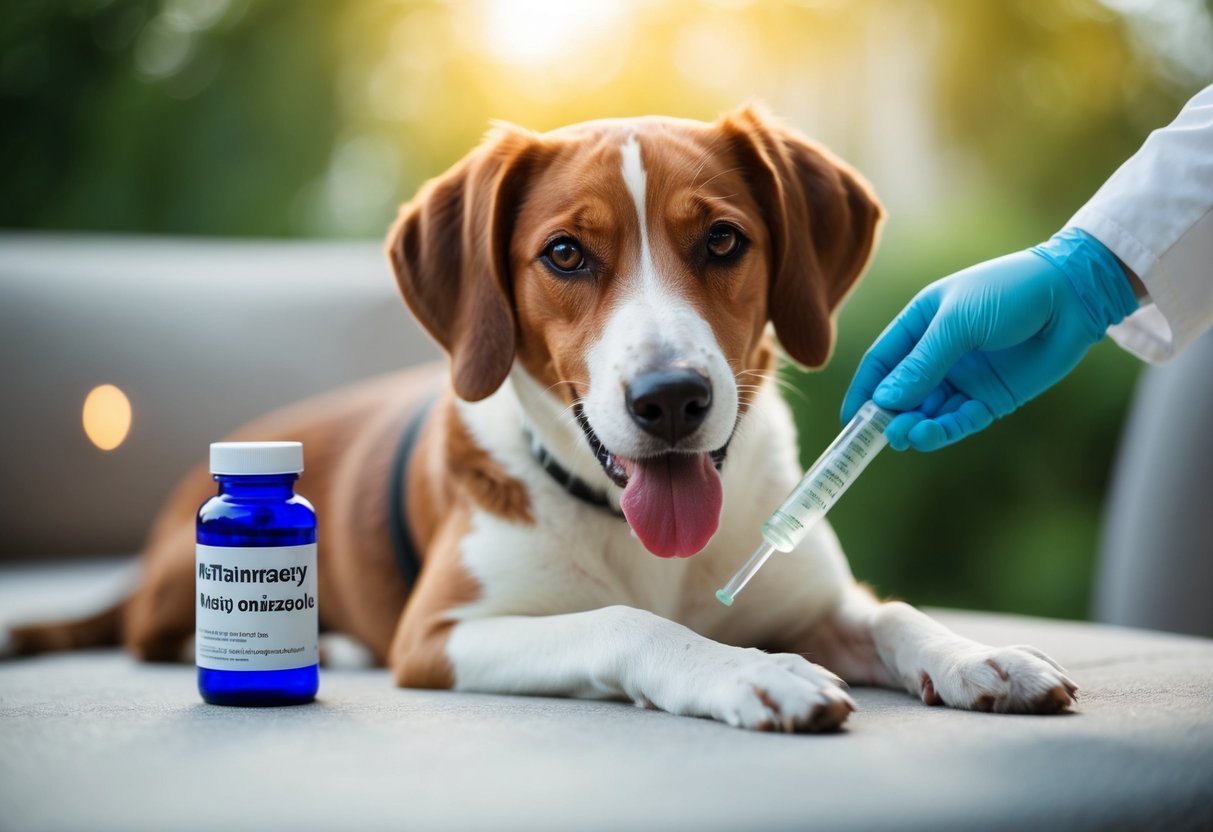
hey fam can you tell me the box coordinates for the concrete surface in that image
[2,560,1212,832]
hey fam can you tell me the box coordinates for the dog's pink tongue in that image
[620,454,723,558]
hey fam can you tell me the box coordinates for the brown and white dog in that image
[10,108,1076,730]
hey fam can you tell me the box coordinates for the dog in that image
[9,107,1076,730]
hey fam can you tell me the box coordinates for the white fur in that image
[437,131,1075,730]
[448,605,854,730]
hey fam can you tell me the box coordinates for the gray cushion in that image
[2,559,1211,831]
[0,234,437,557]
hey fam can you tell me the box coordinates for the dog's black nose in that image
[625,368,712,446]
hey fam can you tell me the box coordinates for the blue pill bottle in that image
[196,441,319,706]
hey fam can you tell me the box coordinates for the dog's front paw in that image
[687,649,855,733]
[920,643,1077,715]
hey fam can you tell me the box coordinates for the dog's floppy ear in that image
[721,105,884,368]
[386,125,541,401]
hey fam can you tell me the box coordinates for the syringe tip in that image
[715,588,734,607]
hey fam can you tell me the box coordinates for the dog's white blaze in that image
[618,133,674,307]
[620,134,653,282]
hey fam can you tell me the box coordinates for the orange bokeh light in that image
[82,384,132,451]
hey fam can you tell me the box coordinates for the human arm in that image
[1069,83,1213,363]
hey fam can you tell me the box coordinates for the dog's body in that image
[11,110,1075,730]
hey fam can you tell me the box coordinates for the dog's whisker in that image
[556,393,586,413]
[686,134,724,190]
[731,366,808,403]
[690,166,744,199]
[542,379,589,399]
[733,373,776,387]
[557,397,587,425]
[773,383,801,398]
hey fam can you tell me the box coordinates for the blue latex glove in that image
[842,228,1140,451]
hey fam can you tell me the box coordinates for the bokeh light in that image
[82,385,133,452]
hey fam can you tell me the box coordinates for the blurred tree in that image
[932,0,1204,231]
[4,0,1206,240]
[1,0,342,235]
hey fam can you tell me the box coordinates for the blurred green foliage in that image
[2,0,1209,619]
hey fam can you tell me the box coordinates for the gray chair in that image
[1095,326,1213,637]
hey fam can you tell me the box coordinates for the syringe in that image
[715,401,893,606]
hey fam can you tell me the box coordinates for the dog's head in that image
[387,107,882,559]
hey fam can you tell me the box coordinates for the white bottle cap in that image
[209,441,304,475]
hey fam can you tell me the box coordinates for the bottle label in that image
[195,543,319,671]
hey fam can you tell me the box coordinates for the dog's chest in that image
[448,404,852,647]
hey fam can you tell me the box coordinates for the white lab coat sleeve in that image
[1067,83,1213,364]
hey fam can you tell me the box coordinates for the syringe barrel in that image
[761,401,892,551]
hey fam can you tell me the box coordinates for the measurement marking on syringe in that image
[802,491,827,510]
[775,510,804,531]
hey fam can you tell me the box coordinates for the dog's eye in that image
[541,238,586,275]
[706,224,743,259]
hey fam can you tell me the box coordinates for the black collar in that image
[523,426,625,519]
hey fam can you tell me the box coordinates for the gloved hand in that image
[842,228,1140,451]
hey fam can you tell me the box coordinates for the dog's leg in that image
[800,585,1077,714]
[392,580,854,732]
[457,607,857,731]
